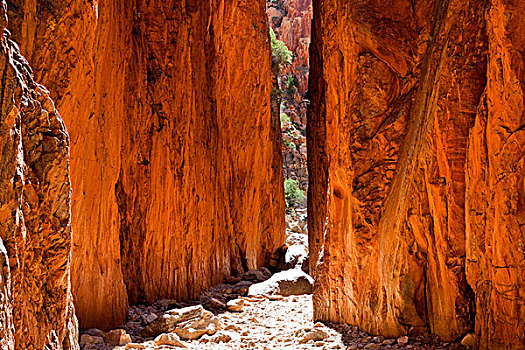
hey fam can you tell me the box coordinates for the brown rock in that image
[308,0,524,348]
[460,333,477,348]
[154,333,185,347]
[299,329,329,344]
[105,329,131,346]
[397,336,409,346]
[226,299,245,312]
[0,3,78,349]
[141,305,220,340]
[8,0,285,330]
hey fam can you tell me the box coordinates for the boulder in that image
[248,269,313,296]
[141,305,220,340]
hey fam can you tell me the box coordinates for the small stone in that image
[207,298,226,310]
[461,333,477,348]
[382,339,397,345]
[154,333,185,347]
[125,343,146,349]
[83,329,107,338]
[145,313,158,324]
[226,298,244,312]
[80,334,104,346]
[266,294,283,301]
[299,329,329,344]
[105,329,131,346]
[373,336,385,343]
[365,344,381,349]
[397,335,409,345]
[211,331,241,343]
[224,276,240,284]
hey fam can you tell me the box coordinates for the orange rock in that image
[9,0,285,330]
[0,3,77,349]
[308,0,524,348]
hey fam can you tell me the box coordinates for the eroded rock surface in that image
[0,2,77,349]
[9,0,285,330]
[308,0,524,348]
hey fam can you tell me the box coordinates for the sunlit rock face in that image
[9,0,285,330]
[0,2,78,349]
[308,0,524,348]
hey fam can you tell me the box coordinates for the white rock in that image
[248,269,314,296]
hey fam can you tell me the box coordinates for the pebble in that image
[398,335,409,345]
[226,298,244,312]
[155,333,185,347]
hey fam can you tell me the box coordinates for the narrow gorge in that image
[0,0,522,349]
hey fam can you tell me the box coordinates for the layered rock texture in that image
[0,2,77,349]
[308,0,525,349]
[9,0,285,331]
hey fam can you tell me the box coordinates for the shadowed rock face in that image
[8,0,285,330]
[0,2,78,349]
[308,0,524,348]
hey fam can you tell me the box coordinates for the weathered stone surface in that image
[308,0,524,348]
[9,0,285,330]
[0,2,78,349]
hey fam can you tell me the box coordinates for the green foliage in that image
[270,28,292,69]
[282,138,296,150]
[284,178,305,209]
[280,113,290,126]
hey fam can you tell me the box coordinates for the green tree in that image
[270,28,292,70]
[284,178,305,209]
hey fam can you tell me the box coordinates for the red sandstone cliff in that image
[9,0,285,331]
[308,1,524,348]
[0,2,78,349]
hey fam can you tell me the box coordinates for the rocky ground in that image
[80,214,469,350]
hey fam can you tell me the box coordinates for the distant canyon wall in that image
[8,0,285,331]
[308,0,524,349]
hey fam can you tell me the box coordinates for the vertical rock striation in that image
[9,0,285,330]
[308,0,524,348]
[0,1,78,349]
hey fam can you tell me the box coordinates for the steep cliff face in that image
[308,0,524,348]
[0,2,78,349]
[9,0,285,330]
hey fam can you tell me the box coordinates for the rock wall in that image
[9,0,285,330]
[0,1,78,349]
[308,0,524,348]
